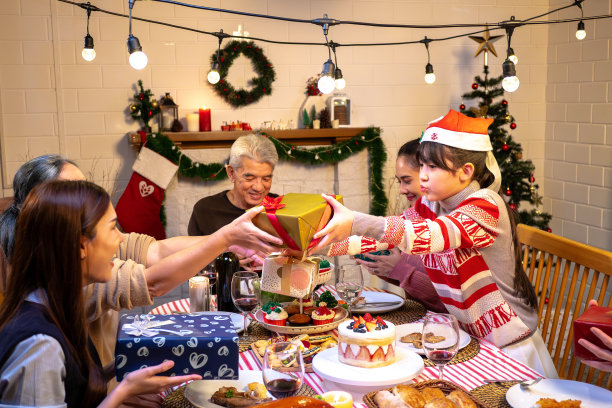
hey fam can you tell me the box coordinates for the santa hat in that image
[421,109,501,192]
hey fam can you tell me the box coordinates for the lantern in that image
[159,93,179,132]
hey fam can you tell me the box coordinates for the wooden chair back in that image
[517,224,612,388]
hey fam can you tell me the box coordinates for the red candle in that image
[199,107,211,131]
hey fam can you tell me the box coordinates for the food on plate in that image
[262,301,288,326]
[400,332,446,349]
[320,391,352,408]
[254,334,338,365]
[317,290,339,308]
[211,384,272,407]
[446,391,476,408]
[338,314,396,368]
[288,313,312,326]
[292,297,314,308]
[353,296,366,307]
[312,306,336,325]
[319,259,331,271]
[256,396,335,408]
[284,304,301,315]
[374,390,410,408]
[421,387,445,403]
[424,398,457,408]
[535,398,582,408]
[393,384,425,407]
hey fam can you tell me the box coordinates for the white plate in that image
[395,322,471,355]
[184,370,273,408]
[312,346,423,387]
[351,291,405,313]
[190,311,248,334]
[506,379,612,408]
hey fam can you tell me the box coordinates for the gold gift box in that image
[253,193,343,252]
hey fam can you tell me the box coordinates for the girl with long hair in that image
[311,110,557,378]
[0,180,200,407]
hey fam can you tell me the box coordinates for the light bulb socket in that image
[502,59,516,78]
[508,47,515,57]
[210,61,219,71]
[425,63,434,75]
[83,33,94,49]
[577,21,585,32]
[127,34,142,54]
[334,68,343,80]
[321,59,335,77]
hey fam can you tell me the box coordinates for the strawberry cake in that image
[337,314,396,368]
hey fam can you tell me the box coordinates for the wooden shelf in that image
[129,128,368,149]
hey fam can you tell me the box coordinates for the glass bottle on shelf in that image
[215,251,240,312]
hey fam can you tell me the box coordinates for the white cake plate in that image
[312,347,424,389]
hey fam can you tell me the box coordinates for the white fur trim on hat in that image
[421,127,492,151]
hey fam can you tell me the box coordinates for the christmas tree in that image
[129,79,160,131]
[459,73,551,230]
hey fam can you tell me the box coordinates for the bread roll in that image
[420,388,445,403]
[374,390,410,408]
[446,391,476,408]
[392,384,425,408]
[423,398,458,408]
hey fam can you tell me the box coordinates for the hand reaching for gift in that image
[355,247,401,278]
[578,300,612,373]
[219,206,283,254]
[310,194,354,255]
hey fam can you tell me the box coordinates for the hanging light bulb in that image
[334,68,346,90]
[508,47,518,65]
[502,59,520,92]
[318,59,336,94]
[576,21,586,40]
[127,34,148,70]
[424,63,436,84]
[208,61,220,84]
[127,0,147,70]
[82,33,96,61]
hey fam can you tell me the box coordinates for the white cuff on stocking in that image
[133,147,178,190]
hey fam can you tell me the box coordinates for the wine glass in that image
[262,342,305,399]
[335,264,363,318]
[422,313,460,380]
[230,271,259,340]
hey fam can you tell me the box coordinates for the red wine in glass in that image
[427,350,456,365]
[234,297,258,313]
[265,378,301,399]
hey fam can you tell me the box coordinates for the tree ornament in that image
[314,154,319,160]
[129,104,138,113]
[129,80,161,129]
[547,228,552,233]
[502,99,508,106]
[530,185,535,193]
[459,104,466,110]
[529,175,535,183]
[505,188,512,196]
[514,152,522,160]
[505,113,511,123]
[151,99,159,109]
[509,203,517,211]
[472,83,478,90]
[287,149,292,155]
[502,144,509,151]
[209,40,275,108]
[510,122,517,129]
[338,149,342,154]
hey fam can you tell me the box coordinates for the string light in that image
[330,43,346,90]
[208,31,227,84]
[501,17,520,93]
[81,3,95,61]
[421,37,435,84]
[127,0,147,70]
[575,0,586,40]
[508,47,518,65]
[317,15,336,94]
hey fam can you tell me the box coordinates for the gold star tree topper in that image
[469,26,503,64]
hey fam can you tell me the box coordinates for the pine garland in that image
[211,40,275,108]
[144,127,388,216]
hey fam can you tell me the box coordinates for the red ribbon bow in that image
[262,195,286,211]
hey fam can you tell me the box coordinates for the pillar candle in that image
[199,107,211,131]
[186,113,199,132]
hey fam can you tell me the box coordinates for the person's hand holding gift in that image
[310,194,354,255]
[578,299,612,372]
[218,206,283,255]
[355,247,401,278]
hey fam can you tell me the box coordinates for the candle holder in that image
[189,276,210,312]
[159,93,179,132]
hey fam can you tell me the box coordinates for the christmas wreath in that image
[210,40,275,108]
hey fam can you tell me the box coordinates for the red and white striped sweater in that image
[330,182,537,348]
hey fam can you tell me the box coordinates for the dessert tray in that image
[254,306,348,335]
[315,262,334,286]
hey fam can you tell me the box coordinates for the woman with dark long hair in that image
[0,180,200,407]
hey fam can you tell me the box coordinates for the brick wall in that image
[544,0,612,250]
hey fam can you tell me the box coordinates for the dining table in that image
[150,285,545,408]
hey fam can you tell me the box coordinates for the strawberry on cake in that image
[338,314,396,368]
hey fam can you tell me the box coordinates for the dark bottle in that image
[214,251,240,313]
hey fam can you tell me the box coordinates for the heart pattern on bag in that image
[215,337,221,343]
[217,346,229,356]
[183,368,189,374]
[137,346,149,357]
[134,338,140,343]
[139,181,154,197]
[126,342,133,348]
[153,337,165,347]
[218,364,234,378]
[208,342,213,347]
[115,354,127,369]
[172,345,184,356]
[203,371,213,378]
[189,352,208,369]
[187,337,198,347]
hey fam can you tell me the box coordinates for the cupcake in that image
[319,259,331,273]
[312,306,336,325]
[288,313,312,326]
[291,298,314,308]
[262,301,288,326]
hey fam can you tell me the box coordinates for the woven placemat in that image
[161,381,318,408]
[422,337,480,367]
[469,381,516,408]
[238,322,271,352]
[373,299,426,325]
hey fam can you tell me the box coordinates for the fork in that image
[483,377,542,389]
